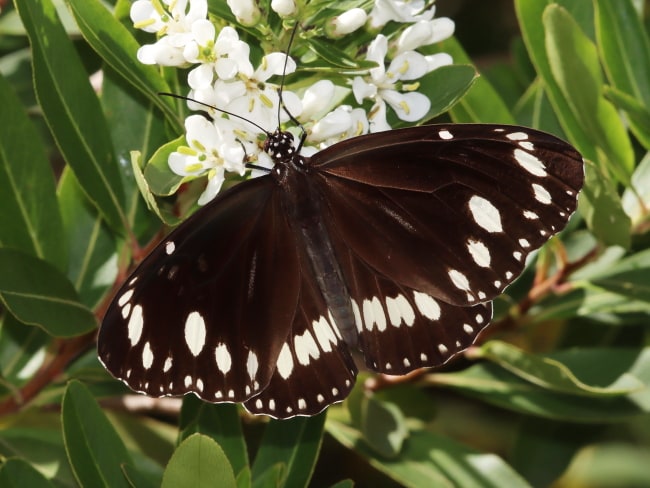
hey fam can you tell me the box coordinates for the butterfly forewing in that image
[312,124,583,306]
[99,177,301,403]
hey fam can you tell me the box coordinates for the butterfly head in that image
[264,129,297,164]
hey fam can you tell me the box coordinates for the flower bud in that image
[326,8,367,38]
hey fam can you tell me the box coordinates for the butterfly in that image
[98,122,583,419]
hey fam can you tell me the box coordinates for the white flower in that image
[299,80,336,121]
[227,0,261,26]
[271,0,297,17]
[394,18,455,54]
[309,105,369,147]
[368,0,434,29]
[132,0,208,66]
[209,53,301,133]
[130,0,208,34]
[326,8,368,38]
[168,115,246,204]
[185,24,253,89]
[352,35,431,131]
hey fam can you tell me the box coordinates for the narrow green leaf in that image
[586,248,650,302]
[396,64,477,127]
[251,413,325,488]
[65,0,181,132]
[433,347,650,422]
[178,397,249,479]
[436,37,515,124]
[622,151,650,226]
[557,444,650,487]
[348,384,409,459]
[0,248,96,337]
[595,0,650,108]
[0,313,49,387]
[161,434,236,488]
[0,458,55,488]
[62,380,132,488]
[15,0,128,232]
[515,1,597,161]
[132,151,179,226]
[328,421,530,488]
[57,168,117,309]
[543,5,634,182]
[604,86,650,150]
[476,341,643,396]
[578,160,631,248]
[144,136,186,197]
[0,72,66,269]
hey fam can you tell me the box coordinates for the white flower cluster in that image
[131,0,455,204]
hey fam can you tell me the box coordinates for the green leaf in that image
[15,0,128,233]
[0,422,76,487]
[65,0,181,132]
[595,0,650,108]
[436,37,516,124]
[543,4,634,183]
[251,413,325,488]
[161,434,236,488]
[476,341,643,397]
[396,64,477,127]
[578,160,631,248]
[622,151,650,226]
[434,348,650,422]
[57,168,117,309]
[0,313,49,387]
[62,380,132,488]
[0,248,96,337]
[144,136,186,197]
[0,458,55,488]
[557,443,650,487]
[0,72,66,269]
[348,389,408,458]
[327,421,531,488]
[179,397,249,479]
[604,86,650,150]
[515,1,599,162]
[131,151,179,226]
[586,248,650,302]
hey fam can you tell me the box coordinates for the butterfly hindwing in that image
[98,176,301,403]
[244,244,358,418]
[312,124,583,307]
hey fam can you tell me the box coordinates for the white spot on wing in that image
[506,131,528,141]
[449,269,471,291]
[127,304,144,346]
[313,316,337,352]
[438,344,449,355]
[165,241,175,255]
[215,343,232,374]
[519,238,531,248]
[121,303,132,319]
[294,330,320,365]
[514,149,547,177]
[163,356,172,372]
[298,398,307,410]
[351,299,363,332]
[413,291,441,320]
[142,342,153,369]
[372,297,386,331]
[463,323,474,334]
[523,210,539,220]
[532,183,552,204]
[386,294,415,327]
[519,141,535,151]
[469,196,503,233]
[184,311,206,356]
[247,350,258,379]
[439,129,453,139]
[467,239,491,268]
[118,289,134,307]
[277,343,293,379]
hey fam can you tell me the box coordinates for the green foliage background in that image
[1,0,650,486]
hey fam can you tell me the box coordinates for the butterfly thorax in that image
[264,129,299,164]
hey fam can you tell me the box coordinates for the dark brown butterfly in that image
[98,120,583,419]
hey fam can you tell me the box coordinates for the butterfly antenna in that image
[159,92,271,136]
[277,24,308,150]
